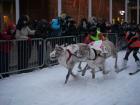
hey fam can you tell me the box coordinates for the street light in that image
[119,10,125,23]
[119,10,125,16]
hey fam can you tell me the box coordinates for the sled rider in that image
[122,24,140,69]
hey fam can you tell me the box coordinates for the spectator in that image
[83,25,105,44]
[96,19,106,33]
[111,20,121,35]
[105,21,112,33]
[30,19,50,39]
[88,17,97,32]
[15,15,35,70]
[50,18,61,37]
[35,19,49,66]
[77,18,89,35]
[59,13,70,36]
[0,21,15,77]
[66,17,77,36]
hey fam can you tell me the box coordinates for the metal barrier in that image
[0,38,44,77]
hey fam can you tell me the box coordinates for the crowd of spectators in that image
[1,13,140,40]
[26,13,140,43]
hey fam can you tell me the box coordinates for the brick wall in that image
[20,0,124,22]
[62,0,88,23]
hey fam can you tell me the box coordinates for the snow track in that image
[0,51,140,105]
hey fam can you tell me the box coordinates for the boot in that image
[136,61,140,69]
[122,59,127,68]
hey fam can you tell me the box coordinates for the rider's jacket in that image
[83,30,105,44]
[125,31,140,48]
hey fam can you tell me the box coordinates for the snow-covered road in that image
[0,51,140,105]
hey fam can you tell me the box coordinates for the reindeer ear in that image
[65,43,68,47]
[55,44,59,48]
[61,44,65,47]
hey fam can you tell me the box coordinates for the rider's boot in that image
[122,59,128,69]
[136,60,140,69]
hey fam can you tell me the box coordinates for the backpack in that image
[51,18,60,30]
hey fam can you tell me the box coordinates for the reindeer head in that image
[50,44,65,60]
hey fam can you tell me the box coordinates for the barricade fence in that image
[0,38,44,76]
[0,33,125,77]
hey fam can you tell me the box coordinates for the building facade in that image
[0,0,140,30]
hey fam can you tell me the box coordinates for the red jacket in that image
[0,29,13,54]
[125,31,140,48]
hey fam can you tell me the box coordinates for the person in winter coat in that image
[122,24,140,69]
[83,26,106,54]
[50,18,61,37]
[0,21,15,77]
[16,15,35,70]
[83,26,105,44]
[66,17,77,36]
[77,18,89,35]
[16,15,35,39]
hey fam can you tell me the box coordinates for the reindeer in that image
[49,43,89,84]
[78,40,118,79]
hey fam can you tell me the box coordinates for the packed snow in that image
[0,51,140,105]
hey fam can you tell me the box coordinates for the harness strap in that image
[66,49,72,64]
[66,49,84,64]
[66,48,98,63]
[88,48,97,60]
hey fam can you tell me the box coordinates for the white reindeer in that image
[78,40,118,79]
[50,43,89,84]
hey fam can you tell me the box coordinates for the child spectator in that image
[15,15,35,70]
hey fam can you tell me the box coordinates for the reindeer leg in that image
[91,68,95,79]
[65,69,72,84]
[114,56,119,72]
[78,61,82,72]
[82,64,88,76]
[102,64,109,75]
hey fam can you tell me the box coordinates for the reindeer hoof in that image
[103,70,110,74]
[92,75,95,79]
[92,77,95,79]
[78,70,82,72]
[82,73,85,76]
[64,80,67,84]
